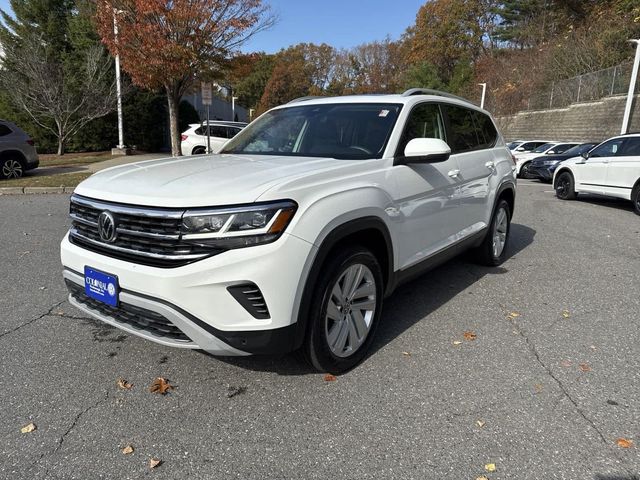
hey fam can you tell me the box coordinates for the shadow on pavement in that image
[575,193,635,214]
[215,223,537,376]
[594,476,640,480]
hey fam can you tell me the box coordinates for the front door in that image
[575,138,624,194]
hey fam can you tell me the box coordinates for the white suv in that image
[554,133,640,215]
[61,90,516,373]
[180,121,247,155]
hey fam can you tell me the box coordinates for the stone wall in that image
[496,94,640,143]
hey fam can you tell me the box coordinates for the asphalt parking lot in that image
[1,182,639,480]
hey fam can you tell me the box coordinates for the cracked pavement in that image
[1,186,639,479]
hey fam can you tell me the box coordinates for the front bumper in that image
[60,232,316,355]
[529,165,553,181]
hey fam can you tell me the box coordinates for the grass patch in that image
[39,151,112,167]
[2,172,91,188]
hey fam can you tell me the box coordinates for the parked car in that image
[61,89,516,373]
[180,121,247,155]
[528,143,598,182]
[554,133,640,215]
[0,120,39,179]
[509,140,552,153]
[515,142,579,178]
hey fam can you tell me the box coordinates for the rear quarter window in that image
[0,124,12,137]
[444,105,496,153]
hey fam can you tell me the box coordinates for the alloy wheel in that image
[2,159,23,179]
[492,207,508,258]
[324,263,376,358]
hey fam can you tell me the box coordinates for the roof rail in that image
[401,88,470,103]
[287,96,324,104]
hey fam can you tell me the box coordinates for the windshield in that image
[533,143,555,153]
[562,144,595,156]
[507,141,522,149]
[221,103,403,159]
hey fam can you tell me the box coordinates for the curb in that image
[0,186,76,195]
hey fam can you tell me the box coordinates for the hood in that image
[74,154,354,207]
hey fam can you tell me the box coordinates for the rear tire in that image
[0,157,24,179]
[473,199,511,266]
[301,246,384,374]
[632,183,640,216]
[192,146,206,155]
[554,171,577,200]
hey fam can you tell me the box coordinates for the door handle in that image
[448,169,460,178]
[485,161,495,170]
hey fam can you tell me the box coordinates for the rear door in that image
[442,104,495,233]
[605,137,640,199]
[575,138,624,194]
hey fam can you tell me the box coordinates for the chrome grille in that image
[69,194,222,268]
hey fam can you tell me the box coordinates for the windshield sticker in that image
[378,109,390,117]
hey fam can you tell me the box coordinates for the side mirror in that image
[581,152,590,160]
[395,138,451,166]
[547,150,555,154]
[516,147,525,152]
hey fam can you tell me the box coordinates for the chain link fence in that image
[525,62,636,111]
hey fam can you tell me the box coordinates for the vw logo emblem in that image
[97,211,117,243]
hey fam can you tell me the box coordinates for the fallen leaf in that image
[534,383,544,393]
[485,463,496,472]
[402,351,411,356]
[227,385,247,398]
[476,477,489,480]
[590,345,597,350]
[122,445,134,454]
[149,377,174,395]
[476,420,486,428]
[579,363,591,372]
[508,312,520,318]
[323,374,337,382]
[616,438,633,448]
[561,310,571,318]
[116,378,133,390]
[453,341,463,346]
[560,360,573,368]
[20,423,36,434]
[463,331,477,341]
[149,458,162,469]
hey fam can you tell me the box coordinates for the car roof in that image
[189,122,247,128]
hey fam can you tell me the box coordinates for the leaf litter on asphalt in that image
[616,438,633,448]
[122,445,134,455]
[116,378,133,390]
[485,463,496,472]
[324,374,337,382]
[149,377,174,394]
[149,458,162,469]
[20,423,36,434]
[463,331,477,341]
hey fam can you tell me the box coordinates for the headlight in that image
[181,200,297,249]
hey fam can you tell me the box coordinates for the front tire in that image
[519,162,534,179]
[0,157,24,179]
[632,183,640,216]
[301,246,384,374]
[555,171,577,200]
[473,199,511,266]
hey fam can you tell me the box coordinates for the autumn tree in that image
[95,0,274,156]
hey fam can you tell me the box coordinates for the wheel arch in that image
[291,216,393,352]
[0,149,27,163]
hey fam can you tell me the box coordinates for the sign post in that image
[201,82,213,154]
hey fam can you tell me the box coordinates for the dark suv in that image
[0,120,39,179]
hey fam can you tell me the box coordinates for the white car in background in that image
[554,133,640,215]
[515,142,579,178]
[180,121,247,155]
[509,140,552,153]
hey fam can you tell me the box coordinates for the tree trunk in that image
[57,122,65,156]
[166,87,182,157]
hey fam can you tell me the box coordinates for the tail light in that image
[26,139,35,146]
[180,134,188,141]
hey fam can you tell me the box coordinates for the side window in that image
[396,103,445,155]
[473,111,497,149]
[620,138,640,156]
[0,124,12,136]
[209,126,228,138]
[195,126,205,135]
[444,105,480,153]
[228,127,242,138]
[590,139,624,158]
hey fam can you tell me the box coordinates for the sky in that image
[0,0,422,53]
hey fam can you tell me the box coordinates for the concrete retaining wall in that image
[496,94,640,143]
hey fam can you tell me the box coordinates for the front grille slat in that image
[69,194,224,268]
[65,280,192,343]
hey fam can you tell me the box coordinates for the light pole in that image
[113,9,125,153]
[621,39,640,135]
[249,108,255,121]
[231,96,238,121]
[478,83,487,109]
